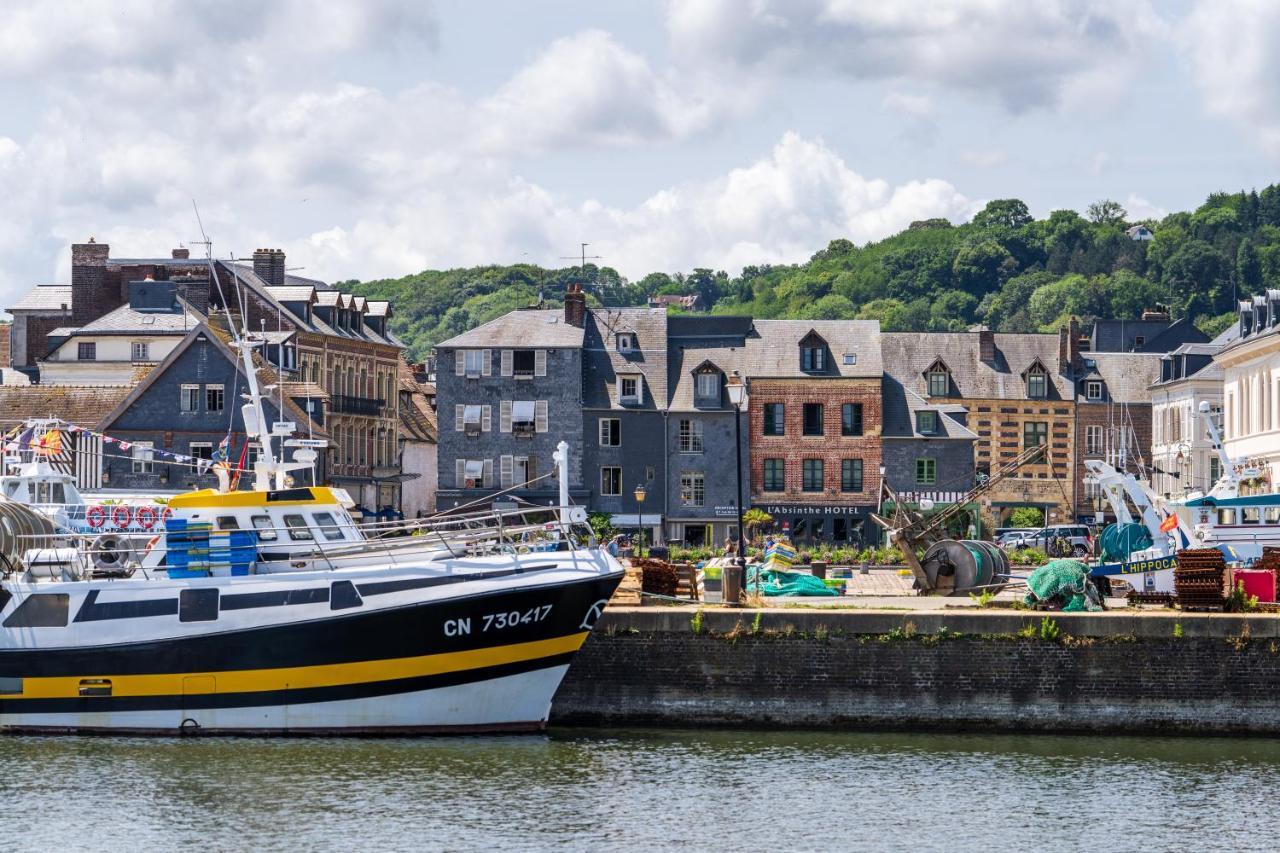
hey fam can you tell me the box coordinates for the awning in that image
[511,400,536,422]
[610,513,663,526]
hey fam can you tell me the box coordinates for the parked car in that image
[1001,524,1094,557]
[994,527,1038,548]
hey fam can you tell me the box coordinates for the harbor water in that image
[5,729,1279,851]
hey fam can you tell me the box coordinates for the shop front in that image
[753,502,879,546]
[666,505,741,549]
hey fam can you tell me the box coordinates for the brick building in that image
[881,328,1078,530]
[746,321,883,546]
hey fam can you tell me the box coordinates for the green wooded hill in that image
[345,190,1280,362]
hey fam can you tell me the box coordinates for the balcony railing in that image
[331,394,386,416]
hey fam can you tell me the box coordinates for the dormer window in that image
[801,345,826,372]
[917,411,938,435]
[1026,365,1048,399]
[617,333,637,353]
[692,362,723,407]
[927,369,948,397]
[618,374,641,406]
[1086,380,1103,400]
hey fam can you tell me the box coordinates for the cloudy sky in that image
[1,0,1278,307]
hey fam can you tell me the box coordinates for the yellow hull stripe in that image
[166,487,347,509]
[13,632,589,700]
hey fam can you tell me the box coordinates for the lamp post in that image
[634,483,647,559]
[726,371,748,606]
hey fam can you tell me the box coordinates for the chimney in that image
[1058,317,1080,374]
[978,328,995,363]
[253,248,286,287]
[564,281,586,328]
[172,247,190,259]
[71,237,113,326]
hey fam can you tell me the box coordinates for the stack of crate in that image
[1174,548,1228,611]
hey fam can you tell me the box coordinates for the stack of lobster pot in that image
[1174,548,1228,611]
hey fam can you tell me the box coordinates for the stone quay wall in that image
[552,608,1280,735]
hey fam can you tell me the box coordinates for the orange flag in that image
[35,428,62,456]
[1159,513,1178,533]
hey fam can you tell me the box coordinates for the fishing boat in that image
[0,253,623,735]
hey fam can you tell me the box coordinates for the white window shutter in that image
[535,400,549,433]
[535,349,547,377]
[482,405,492,432]
[598,418,607,445]
[500,400,512,432]
[500,455,513,488]
[501,350,513,377]
[455,458,465,486]
[454,404,464,432]
[483,458,493,488]
[481,349,492,376]
[455,352,465,376]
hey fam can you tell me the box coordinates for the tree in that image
[743,508,773,543]
[1009,506,1044,528]
[1237,239,1263,293]
[972,198,1033,230]
[809,293,858,319]
[951,240,1014,296]
[1086,199,1127,226]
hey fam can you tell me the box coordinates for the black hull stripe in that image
[0,652,576,716]
[0,573,622,678]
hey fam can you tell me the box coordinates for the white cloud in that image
[1124,193,1166,221]
[1182,0,1280,158]
[666,0,1164,112]
[882,91,933,118]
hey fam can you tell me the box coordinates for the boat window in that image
[330,580,362,610]
[1218,508,1237,525]
[313,512,345,541]
[2,481,18,499]
[179,589,219,622]
[216,516,241,531]
[3,593,70,628]
[1266,507,1280,524]
[1243,507,1262,525]
[251,515,278,541]
[284,514,313,541]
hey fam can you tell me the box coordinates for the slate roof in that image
[880,332,1073,400]
[1089,318,1208,353]
[882,375,978,439]
[742,320,883,379]
[1077,353,1161,403]
[437,309,586,349]
[583,308,668,409]
[265,285,317,302]
[366,301,390,317]
[668,315,754,338]
[0,385,132,430]
[65,303,199,336]
[281,381,330,402]
[225,262,398,348]
[9,285,71,312]
[667,341,749,410]
[315,291,342,307]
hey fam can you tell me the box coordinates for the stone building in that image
[880,374,980,532]
[1218,294,1280,495]
[7,284,72,377]
[746,321,884,546]
[581,305,669,545]
[1150,339,1229,499]
[881,328,1078,530]
[662,316,751,548]
[433,289,588,512]
[1072,351,1161,522]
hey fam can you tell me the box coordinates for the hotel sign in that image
[756,503,870,517]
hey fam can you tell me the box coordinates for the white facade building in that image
[1150,343,1223,499]
[1219,295,1280,495]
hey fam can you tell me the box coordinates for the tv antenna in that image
[560,242,602,274]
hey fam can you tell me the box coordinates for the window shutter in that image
[482,405,492,432]
[481,349,492,377]
[482,459,493,488]
[535,349,547,377]
[455,352,465,376]
[500,400,512,432]
[535,400,549,433]
[455,458,465,486]
[454,404,464,432]
[501,350,513,377]
[500,455,513,488]
[599,418,607,445]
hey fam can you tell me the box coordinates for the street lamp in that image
[726,371,748,606]
[634,483,647,559]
